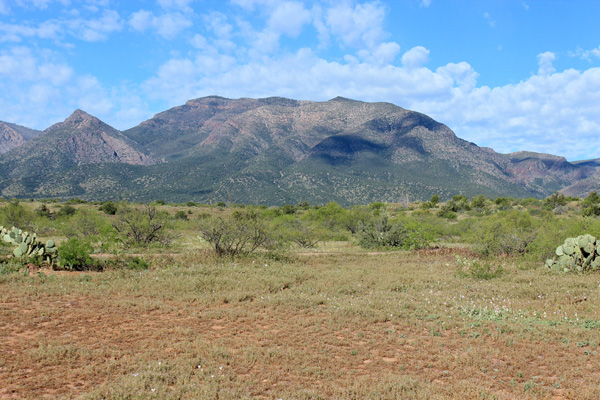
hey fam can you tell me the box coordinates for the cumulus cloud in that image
[569,45,600,61]
[537,51,556,76]
[0,45,151,130]
[401,46,429,69]
[0,7,122,43]
[268,1,311,38]
[69,9,123,41]
[325,1,387,49]
[129,9,193,39]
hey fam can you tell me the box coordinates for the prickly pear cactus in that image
[545,234,600,273]
[0,225,57,265]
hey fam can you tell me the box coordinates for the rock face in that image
[0,96,598,203]
[0,110,156,179]
[0,121,42,154]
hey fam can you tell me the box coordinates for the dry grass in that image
[1,248,600,399]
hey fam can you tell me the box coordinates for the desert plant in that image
[57,237,94,271]
[470,210,539,256]
[0,200,31,229]
[197,210,270,256]
[544,191,567,211]
[100,201,118,215]
[358,216,431,250]
[174,210,188,220]
[113,205,171,248]
[0,225,57,264]
[455,256,503,280]
[545,234,600,273]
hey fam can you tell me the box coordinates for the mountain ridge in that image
[0,96,598,204]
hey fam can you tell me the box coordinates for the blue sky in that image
[1,0,600,161]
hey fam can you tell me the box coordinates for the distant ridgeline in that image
[0,96,598,205]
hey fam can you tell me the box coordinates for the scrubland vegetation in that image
[1,192,600,399]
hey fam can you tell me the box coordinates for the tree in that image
[582,191,600,217]
[113,205,171,247]
[100,201,118,215]
[197,210,270,256]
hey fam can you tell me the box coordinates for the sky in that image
[1,0,600,161]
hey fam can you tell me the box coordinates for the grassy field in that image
[2,246,600,399]
[1,196,600,398]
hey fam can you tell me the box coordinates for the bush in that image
[100,201,118,215]
[470,195,487,209]
[582,192,600,217]
[56,205,76,218]
[57,237,94,271]
[544,191,567,211]
[0,200,31,229]
[469,210,539,256]
[60,208,116,251]
[455,256,503,280]
[113,205,172,248]
[197,210,270,256]
[174,210,188,220]
[275,218,322,248]
[358,216,432,250]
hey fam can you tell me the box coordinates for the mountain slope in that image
[0,121,42,154]
[0,96,596,204]
[0,110,156,182]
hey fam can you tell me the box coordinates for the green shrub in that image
[174,210,188,220]
[455,256,503,280]
[57,237,94,271]
[544,191,567,211]
[469,210,540,256]
[0,200,31,229]
[100,201,118,215]
[113,205,172,248]
[197,210,270,256]
[582,191,600,217]
[358,216,432,250]
[56,205,76,218]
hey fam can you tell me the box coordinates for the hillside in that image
[0,96,597,204]
[0,121,42,154]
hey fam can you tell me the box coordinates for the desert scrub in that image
[469,210,539,256]
[197,209,271,256]
[454,256,503,280]
[357,215,432,250]
[57,237,96,271]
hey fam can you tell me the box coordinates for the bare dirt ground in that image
[1,252,599,399]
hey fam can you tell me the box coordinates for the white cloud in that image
[483,12,496,28]
[570,45,600,61]
[157,0,193,11]
[325,1,387,49]
[537,51,556,76]
[129,9,192,39]
[401,46,429,69]
[0,0,9,14]
[70,9,123,41]
[268,1,311,38]
[0,8,122,43]
[420,0,431,8]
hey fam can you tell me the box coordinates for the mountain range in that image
[0,96,598,205]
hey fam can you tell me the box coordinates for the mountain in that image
[0,96,597,204]
[0,110,157,198]
[0,121,42,154]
